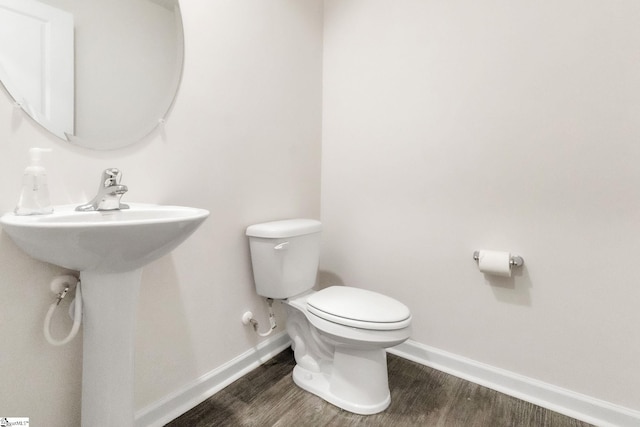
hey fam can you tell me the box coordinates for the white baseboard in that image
[134,332,292,427]
[134,334,639,427]
[388,340,640,427]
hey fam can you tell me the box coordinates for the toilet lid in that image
[306,286,411,331]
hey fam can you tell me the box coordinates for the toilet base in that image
[291,346,391,415]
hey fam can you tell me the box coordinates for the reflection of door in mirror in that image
[0,0,74,139]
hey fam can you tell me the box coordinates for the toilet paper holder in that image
[473,251,524,268]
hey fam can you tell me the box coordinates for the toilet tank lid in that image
[246,219,322,238]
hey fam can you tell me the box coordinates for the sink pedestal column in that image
[80,269,142,427]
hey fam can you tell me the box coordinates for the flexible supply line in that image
[243,298,277,337]
[44,275,82,346]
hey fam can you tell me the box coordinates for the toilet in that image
[246,219,412,415]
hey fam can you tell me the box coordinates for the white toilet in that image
[246,219,412,415]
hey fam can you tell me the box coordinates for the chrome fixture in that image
[76,168,129,211]
[473,251,524,268]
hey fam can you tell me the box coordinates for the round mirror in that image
[0,0,183,150]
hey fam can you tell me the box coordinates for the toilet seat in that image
[306,286,411,331]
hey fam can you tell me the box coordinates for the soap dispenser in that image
[15,148,54,215]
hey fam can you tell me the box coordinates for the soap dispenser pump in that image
[15,147,54,215]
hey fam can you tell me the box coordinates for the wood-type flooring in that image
[166,348,594,427]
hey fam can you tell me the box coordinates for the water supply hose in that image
[243,298,277,337]
[44,275,82,346]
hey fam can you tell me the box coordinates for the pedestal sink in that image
[0,203,209,426]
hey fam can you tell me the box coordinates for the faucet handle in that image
[102,168,122,187]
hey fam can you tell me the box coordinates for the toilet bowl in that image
[246,219,412,415]
[285,287,411,414]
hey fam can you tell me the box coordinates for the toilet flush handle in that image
[274,241,289,251]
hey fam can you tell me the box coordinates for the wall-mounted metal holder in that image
[473,251,524,268]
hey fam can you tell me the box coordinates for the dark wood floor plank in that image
[166,348,594,427]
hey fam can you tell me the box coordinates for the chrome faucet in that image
[76,168,130,211]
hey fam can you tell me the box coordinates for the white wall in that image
[0,0,323,425]
[321,0,640,412]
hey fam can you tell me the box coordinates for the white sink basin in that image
[0,202,209,426]
[0,203,209,272]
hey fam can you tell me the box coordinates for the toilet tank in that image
[246,219,322,299]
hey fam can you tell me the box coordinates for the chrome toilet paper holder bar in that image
[473,251,524,268]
